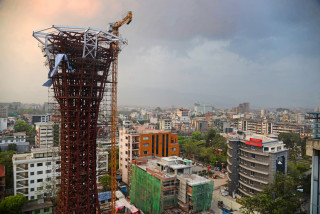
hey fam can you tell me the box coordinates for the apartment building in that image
[227,133,288,197]
[130,156,213,213]
[0,106,8,118]
[235,119,310,135]
[176,108,190,122]
[13,146,108,200]
[119,125,179,184]
[12,147,61,200]
[191,118,208,133]
[35,122,54,148]
[194,103,213,114]
[159,118,172,131]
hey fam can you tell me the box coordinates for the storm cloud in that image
[0,0,319,108]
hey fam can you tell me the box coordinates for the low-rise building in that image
[130,156,213,214]
[227,133,288,197]
[0,132,30,152]
[159,118,172,131]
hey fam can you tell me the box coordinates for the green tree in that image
[0,151,16,189]
[7,143,17,152]
[100,174,111,191]
[0,194,26,213]
[14,120,35,137]
[192,132,203,141]
[240,173,303,214]
[278,132,301,149]
[205,129,217,147]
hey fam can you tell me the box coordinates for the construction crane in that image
[109,11,132,214]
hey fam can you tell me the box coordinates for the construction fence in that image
[192,180,214,212]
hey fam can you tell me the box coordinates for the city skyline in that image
[0,0,319,108]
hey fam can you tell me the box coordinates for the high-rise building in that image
[119,125,179,184]
[35,122,54,148]
[227,133,288,197]
[306,111,320,214]
[0,106,8,118]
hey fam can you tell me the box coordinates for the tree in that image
[205,129,217,147]
[7,143,17,152]
[192,132,203,141]
[0,151,16,189]
[14,120,35,137]
[240,173,303,214]
[278,132,301,149]
[0,194,26,213]
[100,174,111,191]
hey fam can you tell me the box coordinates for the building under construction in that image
[130,156,213,214]
[33,26,125,213]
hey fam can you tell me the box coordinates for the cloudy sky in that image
[0,0,319,109]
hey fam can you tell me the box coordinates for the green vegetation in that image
[0,151,16,189]
[240,173,304,214]
[99,174,111,191]
[14,120,36,137]
[53,124,60,147]
[0,194,26,213]
[179,129,227,167]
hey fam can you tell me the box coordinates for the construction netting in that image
[130,165,162,214]
[191,181,214,212]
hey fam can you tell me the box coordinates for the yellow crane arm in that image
[109,11,132,34]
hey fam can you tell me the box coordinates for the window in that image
[37,163,43,167]
[263,147,268,152]
[37,171,43,175]
[125,158,127,161]
[125,151,128,154]
[171,148,176,151]
[37,179,43,183]
[125,165,127,168]
[143,151,148,155]
[46,178,51,181]
[30,164,34,167]
[30,188,34,192]
[250,171,255,176]
[44,208,50,212]
[30,196,34,200]
[251,146,256,150]
[143,143,149,147]
[249,189,255,194]
[30,172,34,176]
[143,137,149,140]
[46,162,51,166]
[251,163,255,168]
[251,154,255,159]
[271,147,275,151]
[31,180,34,184]
[37,187,43,191]
[46,170,51,174]
[249,180,254,185]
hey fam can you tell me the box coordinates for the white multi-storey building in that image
[35,122,54,148]
[12,147,61,200]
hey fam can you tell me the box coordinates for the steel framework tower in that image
[33,26,125,213]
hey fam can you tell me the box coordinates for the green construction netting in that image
[130,165,162,214]
[191,180,214,212]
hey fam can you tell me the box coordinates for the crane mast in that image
[109,11,132,214]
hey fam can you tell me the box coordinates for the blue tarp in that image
[98,191,111,201]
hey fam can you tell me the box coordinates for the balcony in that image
[16,188,28,195]
[239,180,263,192]
[227,158,232,166]
[227,165,232,174]
[239,163,269,175]
[238,187,253,197]
[16,172,28,180]
[16,164,28,172]
[239,156,269,166]
[227,151,232,157]
[16,180,28,189]
[239,172,268,185]
[239,148,269,157]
